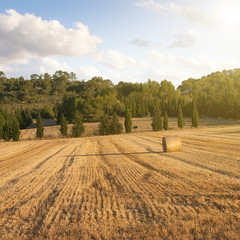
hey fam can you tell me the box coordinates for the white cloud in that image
[4,57,74,78]
[78,64,104,80]
[129,38,161,48]
[92,50,136,70]
[168,29,198,48]
[0,9,102,63]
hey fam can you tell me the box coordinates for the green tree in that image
[98,114,111,135]
[72,111,85,137]
[177,104,185,129]
[151,106,163,131]
[192,101,199,128]
[60,114,68,137]
[124,107,132,133]
[110,113,123,134]
[163,111,169,130]
[12,116,20,141]
[3,118,12,141]
[42,105,55,119]
[36,113,44,139]
[0,112,4,140]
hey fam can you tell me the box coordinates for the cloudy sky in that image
[1,0,240,86]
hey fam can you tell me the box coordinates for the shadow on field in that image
[66,151,163,157]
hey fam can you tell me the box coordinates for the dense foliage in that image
[0,108,31,141]
[1,68,240,137]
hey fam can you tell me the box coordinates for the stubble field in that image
[0,118,240,239]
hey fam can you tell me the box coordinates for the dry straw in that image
[162,135,181,152]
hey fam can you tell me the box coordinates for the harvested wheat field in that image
[0,123,240,239]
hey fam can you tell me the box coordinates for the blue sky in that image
[1,0,240,87]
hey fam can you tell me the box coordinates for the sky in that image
[0,0,240,87]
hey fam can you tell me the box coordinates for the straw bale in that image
[162,135,181,152]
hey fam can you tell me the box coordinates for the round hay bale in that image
[162,135,181,152]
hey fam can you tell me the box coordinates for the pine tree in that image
[12,116,20,141]
[124,107,132,133]
[36,113,44,139]
[177,104,185,129]
[72,111,85,138]
[192,101,199,128]
[98,114,110,135]
[163,111,169,130]
[110,113,123,134]
[151,106,163,131]
[60,114,68,137]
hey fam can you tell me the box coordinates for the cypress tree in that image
[72,111,85,137]
[124,107,132,133]
[36,113,44,139]
[163,111,169,130]
[177,104,185,129]
[110,113,123,134]
[98,114,110,135]
[12,116,20,141]
[192,101,199,128]
[3,118,12,141]
[0,113,4,140]
[151,106,163,131]
[60,114,68,137]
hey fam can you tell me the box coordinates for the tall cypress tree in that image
[98,114,111,135]
[110,113,123,134]
[60,114,68,137]
[0,112,4,140]
[36,113,44,139]
[177,104,185,129]
[163,111,169,130]
[72,111,85,138]
[192,101,199,128]
[12,116,20,141]
[124,107,132,133]
[3,118,12,141]
[151,106,163,131]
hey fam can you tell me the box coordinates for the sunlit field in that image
[0,118,239,239]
